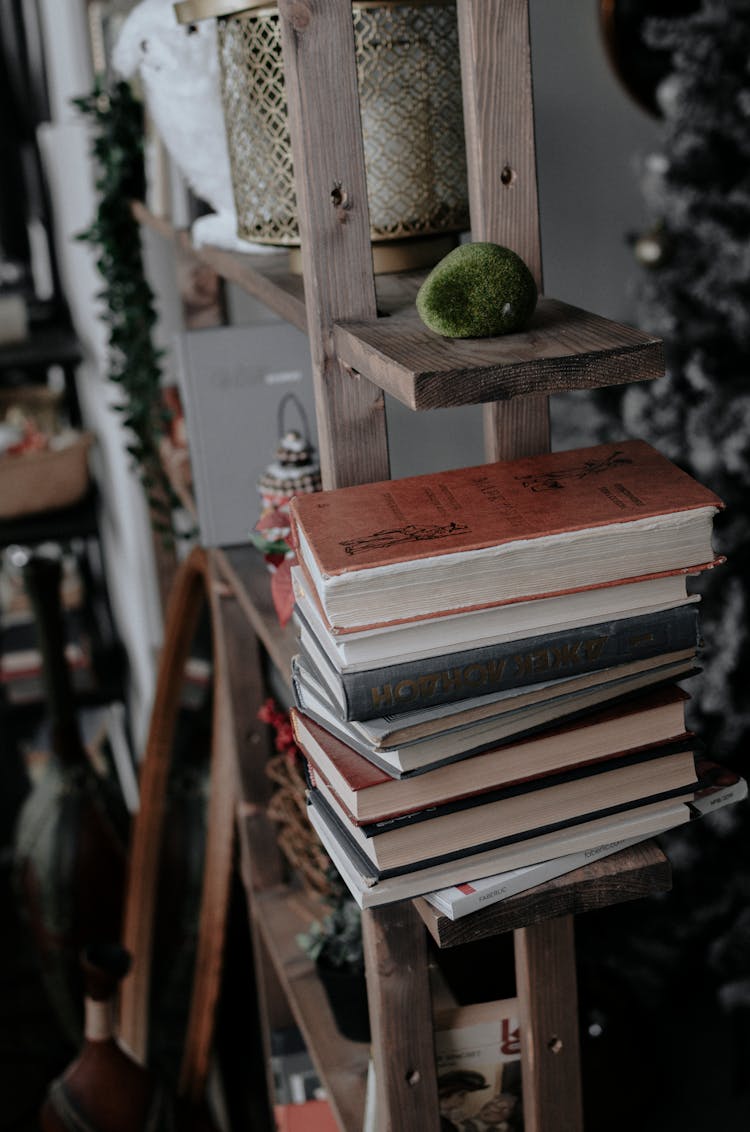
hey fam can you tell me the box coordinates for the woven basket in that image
[0,386,63,433]
[266,752,333,899]
[0,433,93,520]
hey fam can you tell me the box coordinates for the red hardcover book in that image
[292,683,691,824]
[289,439,723,631]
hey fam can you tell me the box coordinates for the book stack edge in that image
[286,440,746,912]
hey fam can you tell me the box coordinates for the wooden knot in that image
[288,2,310,31]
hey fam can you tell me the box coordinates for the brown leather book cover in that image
[289,439,723,578]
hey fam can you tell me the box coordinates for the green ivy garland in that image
[75,77,177,537]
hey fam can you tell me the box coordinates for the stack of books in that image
[287,440,745,910]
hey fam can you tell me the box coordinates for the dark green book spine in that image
[314,604,700,721]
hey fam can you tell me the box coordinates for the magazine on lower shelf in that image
[364,997,524,1131]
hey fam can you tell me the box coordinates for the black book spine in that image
[329,605,700,721]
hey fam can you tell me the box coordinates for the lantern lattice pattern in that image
[217,2,469,246]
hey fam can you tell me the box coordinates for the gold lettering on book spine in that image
[367,639,611,709]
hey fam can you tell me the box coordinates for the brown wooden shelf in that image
[214,545,297,689]
[132,200,308,330]
[333,298,664,410]
[253,884,370,1131]
[413,839,671,948]
[133,202,663,416]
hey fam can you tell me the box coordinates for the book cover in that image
[363,1000,524,1130]
[422,832,659,919]
[292,684,692,823]
[291,440,721,576]
[306,790,694,907]
[435,999,523,1131]
[297,603,700,720]
[289,440,722,628]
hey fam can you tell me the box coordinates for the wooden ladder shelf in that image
[268,2,671,1129]
[133,1,674,1129]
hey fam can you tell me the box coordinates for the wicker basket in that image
[0,385,63,433]
[0,433,94,519]
[266,751,333,899]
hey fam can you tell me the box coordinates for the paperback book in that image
[364,999,524,1131]
[435,999,523,1131]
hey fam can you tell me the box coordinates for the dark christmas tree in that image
[574,0,750,1046]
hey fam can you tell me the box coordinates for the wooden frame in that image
[119,548,237,1102]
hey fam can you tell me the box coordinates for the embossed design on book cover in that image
[515,449,633,493]
[340,520,469,557]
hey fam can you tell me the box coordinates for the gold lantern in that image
[174,0,469,272]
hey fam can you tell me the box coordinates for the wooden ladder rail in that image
[277,1,582,1129]
[459,3,583,1128]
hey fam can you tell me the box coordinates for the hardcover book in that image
[292,652,698,776]
[309,743,699,874]
[306,790,693,908]
[291,563,696,667]
[289,439,722,630]
[307,762,745,907]
[291,684,692,823]
[422,764,748,919]
[296,602,700,720]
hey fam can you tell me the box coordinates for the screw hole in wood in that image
[500,165,516,187]
[405,1069,421,1087]
[330,181,350,218]
[547,1036,563,1054]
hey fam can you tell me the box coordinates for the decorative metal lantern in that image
[174,0,469,271]
[251,392,321,557]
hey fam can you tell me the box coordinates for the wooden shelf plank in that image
[214,545,296,689]
[131,200,307,331]
[413,839,671,948]
[334,298,664,410]
[134,203,662,415]
[253,885,370,1132]
[195,244,307,332]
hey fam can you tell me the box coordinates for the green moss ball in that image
[416,242,538,338]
